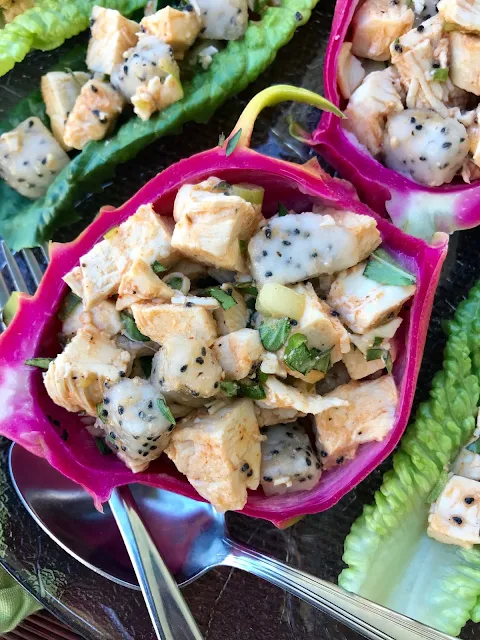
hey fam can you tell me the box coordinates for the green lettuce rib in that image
[0,0,147,77]
[0,0,317,250]
[339,282,480,637]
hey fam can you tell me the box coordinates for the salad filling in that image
[33,175,416,513]
[339,0,480,187]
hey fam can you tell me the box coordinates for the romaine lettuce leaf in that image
[0,0,148,77]
[0,0,318,250]
[339,282,480,637]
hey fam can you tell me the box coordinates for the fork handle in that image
[225,541,454,640]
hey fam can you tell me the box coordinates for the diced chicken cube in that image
[343,342,397,379]
[261,423,321,495]
[254,406,303,427]
[213,329,265,380]
[450,32,480,95]
[170,294,220,309]
[452,422,480,481]
[172,177,262,272]
[62,299,123,338]
[427,475,480,548]
[132,302,217,345]
[165,399,262,512]
[327,262,416,334]
[196,0,248,40]
[63,266,83,298]
[63,79,125,151]
[351,0,414,61]
[86,6,139,75]
[116,258,173,311]
[132,73,183,121]
[248,210,380,287]
[344,67,404,156]
[349,317,403,353]
[291,282,350,365]
[44,328,131,416]
[80,204,178,309]
[98,377,174,472]
[0,117,69,199]
[337,42,366,99]
[140,6,202,59]
[41,71,91,150]
[438,0,480,33]
[213,286,249,336]
[260,352,288,379]
[256,377,348,416]
[151,335,222,405]
[314,376,398,469]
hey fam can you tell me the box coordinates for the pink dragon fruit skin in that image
[312,0,480,241]
[0,94,448,527]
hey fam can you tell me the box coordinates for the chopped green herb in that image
[426,468,449,503]
[139,356,153,378]
[220,381,240,396]
[238,381,266,400]
[152,261,167,274]
[214,180,231,191]
[432,67,449,82]
[259,317,291,352]
[96,402,107,424]
[120,312,150,342]
[383,350,393,374]
[207,287,237,310]
[58,291,82,321]
[239,239,247,252]
[278,203,289,217]
[24,357,53,369]
[363,249,416,286]
[284,333,332,375]
[167,276,183,291]
[235,282,258,296]
[466,438,480,454]
[257,370,269,384]
[95,437,112,455]
[246,297,256,311]
[406,0,413,8]
[366,347,393,373]
[157,398,175,426]
[225,128,242,156]
[373,336,383,348]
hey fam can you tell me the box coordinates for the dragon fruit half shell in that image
[0,87,448,527]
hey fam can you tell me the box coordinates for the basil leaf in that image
[220,381,240,396]
[259,317,291,351]
[433,68,448,82]
[373,336,383,347]
[24,357,53,369]
[152,261,167,274]
[167,276,183,291]
[426,469,449,503]
[95,437,112,456]
[278,203,289,217]
[238,381,266,400]
[284,333,331,375]
[121,312,150,342]
[257,370,269,384]
[366,348,384,362]
[225,128,242,156]
[235,282,258,296]
[157,398,176,426]
[96,402,107,424]
[239,239,247,252]
[139,356,153,378]
[383,350,393,374]
[466,438,480,454]
[207,287,237,310]
[58,291,82,321]
[363,249,416,286]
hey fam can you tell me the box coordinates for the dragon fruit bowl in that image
[312,0,480,242]
[0,87,448,527]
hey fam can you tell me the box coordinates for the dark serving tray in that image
[1,2,480,638]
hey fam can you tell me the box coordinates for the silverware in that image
[3,245,455,640]
[0,242,203,640]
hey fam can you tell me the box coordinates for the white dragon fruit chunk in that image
[99,377,174,473]
[260,423,321,496]
[427,474,480,548]
[151,334,222,405]
[383,109,469,186]
[0,117,70,199]
[248,211,380,287]
[196,0,248,41]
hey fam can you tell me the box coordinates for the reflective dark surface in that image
[1,2,480,638]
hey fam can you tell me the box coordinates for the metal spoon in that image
[9,443,454,640]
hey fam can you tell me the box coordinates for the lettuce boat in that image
[0,86,448,527]
[0,0,318,252]
[311,0,480,242]
[339,280,480,637]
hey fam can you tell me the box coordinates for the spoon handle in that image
[109,487,203,640]
[225,541,453,640]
